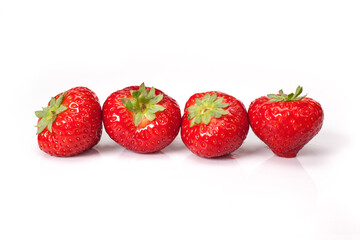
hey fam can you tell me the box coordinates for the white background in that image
[1,0,359,239]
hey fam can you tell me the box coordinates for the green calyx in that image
[267,86,307,103]
[35,91,68,135]
[187,92,229,127]
[121,83,166,127]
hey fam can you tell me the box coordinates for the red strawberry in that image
[248,86,324,158]
[181,91,249,158]
[35,87,102,157]
[102,83,181,153]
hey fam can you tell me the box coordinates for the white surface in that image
[1,1,359,239]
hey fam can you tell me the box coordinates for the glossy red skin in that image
[102,86,181,153]
[181,91,249,158]
[248,96,324,158]
[38,87,102,157]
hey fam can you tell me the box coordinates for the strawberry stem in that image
[35,91,68,134]
[267,86,307,102]
[121,83,165,126]
[187,93,229,127]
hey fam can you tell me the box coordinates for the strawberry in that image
[181,91,249,158]
[102,83,181,153]
[35,87,102,157]
[248,86,324,158]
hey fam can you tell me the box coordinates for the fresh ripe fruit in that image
[248,86,324,158]
[102,83,181,153]
[35,87,102,157]
[181,91,249,158]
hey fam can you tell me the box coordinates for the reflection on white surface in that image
[247,155,317,213]
[5,124,358,240]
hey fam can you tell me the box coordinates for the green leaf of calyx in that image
[195,98,202,105]
[148,87,155,98]
[49,97,56,107]
[35,110,46,118]
[36,118,48,135]
[55,92,67,108]
[202,93,211,102]
[148,105,165,113]
[56,105,68,114]
[201,114,211,125]
[131,90,140,99]
[144,112,156,121]
[125,100,135,112]
[134,112,143,127]
[287,93,294,99]
[150,94,163,104]
[190,116,202,127]
[139,83,146,92]
[209,93,217,102]
[267,94,279,98]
